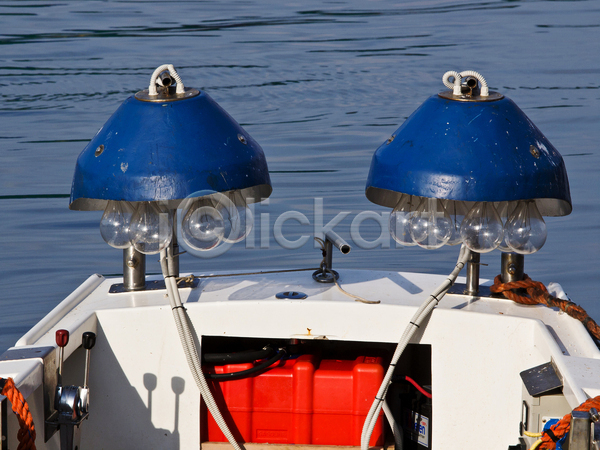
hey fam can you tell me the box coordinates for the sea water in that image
[1,0,599,353]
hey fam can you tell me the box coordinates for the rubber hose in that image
[205,348,287,381]
[203,346,275,364]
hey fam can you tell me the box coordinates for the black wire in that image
[204,348,287,381]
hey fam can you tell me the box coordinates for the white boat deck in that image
[2,269,600,449]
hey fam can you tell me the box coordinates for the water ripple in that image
[0,0,599,354]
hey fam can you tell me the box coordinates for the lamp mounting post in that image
[123,246,146,291]
[465,252,480,296]
[501,252,525,284]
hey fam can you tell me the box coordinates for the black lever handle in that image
[82,332,96,350]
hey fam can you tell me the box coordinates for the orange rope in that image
[536,396,600,449]
[490,274,600,340]
[1,377,37,450]
[491,275,600,448]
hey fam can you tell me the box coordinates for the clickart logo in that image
[177,194,394,259]
[178,190,253,258]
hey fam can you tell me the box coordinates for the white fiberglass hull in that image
[1,269,599,449]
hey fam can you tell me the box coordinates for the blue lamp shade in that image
[70,89,271,210]
[365,93,571,216]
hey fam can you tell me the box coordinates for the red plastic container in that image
[202,354,385,446]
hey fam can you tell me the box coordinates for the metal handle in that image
[82,332,95,390]
[55,329,69,386]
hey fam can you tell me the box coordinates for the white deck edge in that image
[16,274,104,347]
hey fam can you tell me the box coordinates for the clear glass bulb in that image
[129,202,173,255]
[444,200,468,246]
[181,198,225,251]
[219,191,254,244]
[496,201,517,252]
[505,200,547,254]
[389,195,418,246]
[99,200,134,249]
[409,198,452,249]
[460,202,503,253]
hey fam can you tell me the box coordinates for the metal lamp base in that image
[312,269,339,284]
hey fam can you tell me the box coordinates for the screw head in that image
[95,144,105,157]
[530,144,540,158]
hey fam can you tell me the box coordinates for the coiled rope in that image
[0,377,36,450]
[533,396,600,449]
[490,274,600,340]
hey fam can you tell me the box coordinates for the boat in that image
[1,65,599,450]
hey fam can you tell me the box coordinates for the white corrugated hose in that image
[360,245,470,450]
[160,248,242,450]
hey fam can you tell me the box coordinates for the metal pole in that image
[324,239,333,272]
[465,251,480,295]
[123,246,146,291]
[170,211,179,278]
[501,252,525,283]
[325,230,351,254]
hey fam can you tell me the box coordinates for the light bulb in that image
[460,202,503,253]
[181,198,225,251]
[129,202,173,255]
[409,198,452,249]
[389,195,418,246]
[444,200,468,246]
[505,200,547,254]
[99,200,134,249]
[219,191,254,244]
[496,201,517,252]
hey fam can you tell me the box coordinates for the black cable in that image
[204,348,287,381]
[202,346,275,364]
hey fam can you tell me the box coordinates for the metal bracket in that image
[520,360,563,398]
[569,410,592,449]
[109,277,198,293]
[447,284,493,298]
[45,400,89,450]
